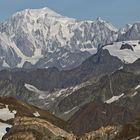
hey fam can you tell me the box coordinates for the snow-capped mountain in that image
[118,24,132,34]
[0,7,118,70]
[118,22,140,41]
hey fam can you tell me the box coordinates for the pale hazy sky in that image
[0,0,140,27]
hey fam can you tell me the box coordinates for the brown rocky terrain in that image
[3,116,76,140]
[68,101,135,136]
[80,126,121,140]
[80,116,140,140]
[0,97,140,140]
[0,97,76,140]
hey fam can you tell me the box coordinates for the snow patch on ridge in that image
[64,107,77,115]
[24,83,46,94]
[0,105,17,121]
[105,93,124,104]
[33,112,40,117]
[135,85,140,90]
[2,60,10,68]
[131,92,138,97]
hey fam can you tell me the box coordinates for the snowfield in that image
[104,41,140,63]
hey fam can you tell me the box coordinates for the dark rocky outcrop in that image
[120,43,134,51]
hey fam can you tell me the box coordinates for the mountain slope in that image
[0,48,123,91]
[68,101,135,136]
[57,60,140,119]
[59,60,140,135]
[0,42,139,121]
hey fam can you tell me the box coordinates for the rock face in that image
[0,7,118,70]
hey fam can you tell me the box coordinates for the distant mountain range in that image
[0,7,140,70]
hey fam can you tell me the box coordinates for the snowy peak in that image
[119,24,132,34]
[118,21,140,41]
[10,7,75,25]
[95,17,118,32]
[12,7,62,19]
[26,7,62,17]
